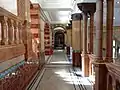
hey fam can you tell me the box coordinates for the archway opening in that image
[54,31,65,49]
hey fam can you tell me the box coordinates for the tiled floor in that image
[28,50,93,90]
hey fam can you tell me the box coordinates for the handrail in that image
[0,6,23,45]
[0,7,23,22]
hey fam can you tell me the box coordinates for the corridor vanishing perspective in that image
[0,0,120,90]
[28,50,93,90]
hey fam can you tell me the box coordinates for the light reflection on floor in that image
[55,69,93,86]
[50,61,72,64]
[31,50,93,90]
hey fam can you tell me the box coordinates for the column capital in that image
[71,13,83,21]
[7,18,14,27]
[0,16,8,23]
[77,3,96,15]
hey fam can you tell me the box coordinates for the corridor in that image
[28,50,93,90]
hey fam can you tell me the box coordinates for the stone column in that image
[106,0,114,61]
[94,0,108,90]
[8,19,15,44]
[106,0,114,89]
[88,9,96,76]
[71,13,82,67]
[17,0,32,61]
[18,22,23,44]
[14,21,19,44]
[77,3,96,76]
[81,12,89,76]
[89,12,94,54]
[82,12,88,54]
[0,16,8,45]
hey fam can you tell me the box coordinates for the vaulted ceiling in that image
[31,0,120,26]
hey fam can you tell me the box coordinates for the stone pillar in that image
[81,12,89,76]
[89,12,94,54]
[18,22,23,44]
[8,19,15,44]
[14,21,19,44]
[17,0,32,61]
[95,0,104,89]
[95,1,103,60]
[78,3,95,76]
[94,0,108,90]
[93,0,114,89]
[0,16,8,45]
[106,0,114,61]
[77,2,96,77]
[71,13,82,67]
[82,12,88,54]
[88,9,96,76]
[106,0,114,89]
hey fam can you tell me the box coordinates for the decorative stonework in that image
[71,13,83,21]
[77,3,96,14]
[0,16,8,45]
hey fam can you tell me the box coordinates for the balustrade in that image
[0,7,23,46]
[0,7,33,90]
[106,63,120,90]
[0,16,8,45]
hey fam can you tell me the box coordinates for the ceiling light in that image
[113,17,115,19]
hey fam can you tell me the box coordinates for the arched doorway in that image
[54,31,65,49]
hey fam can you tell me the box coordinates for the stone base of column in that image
[8,40,14,45]
[1,39,8,45]
[38,51,45,70]
[81,54,89,77]
[94,63,107,90]
[89,60,92,76]
[72,50,81,67]
[15,40,19,44]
